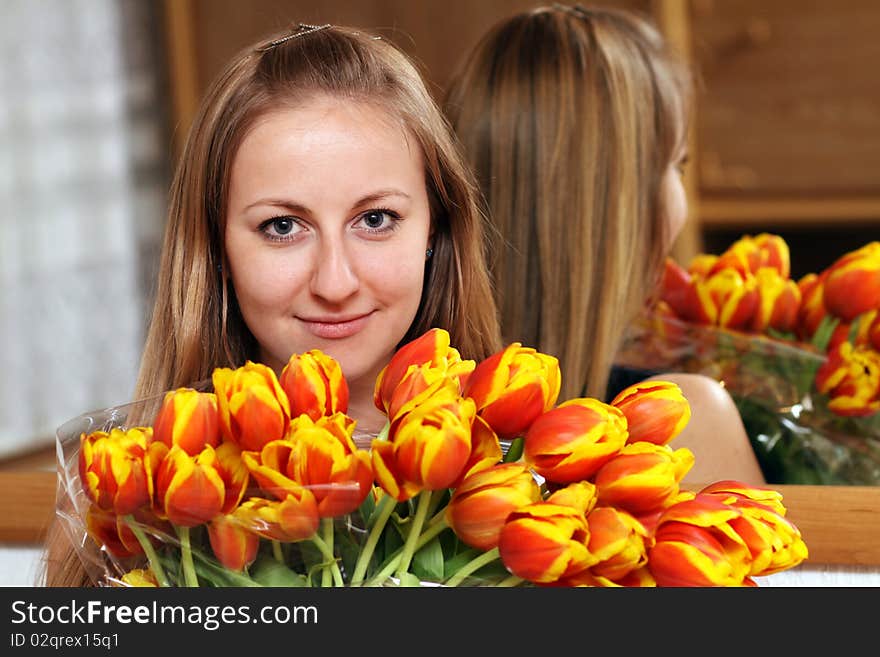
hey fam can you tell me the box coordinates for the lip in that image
[299,312,373,339]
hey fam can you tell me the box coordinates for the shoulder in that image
[642,372,738,415]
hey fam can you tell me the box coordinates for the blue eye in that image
[356,208,400,233]
[259,216,300,240]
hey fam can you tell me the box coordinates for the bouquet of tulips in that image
[617,233,880,485]
[56,328,808,587]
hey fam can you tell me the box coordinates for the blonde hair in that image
[445,4,691,400]
[43,23,501,586]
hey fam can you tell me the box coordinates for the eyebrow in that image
[243,189,412,214]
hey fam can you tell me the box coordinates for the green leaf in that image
[249,555,307,587]
[502,437,524,463]
[811,314,839,352]
[411,536,444,583]
[397,572,422,587]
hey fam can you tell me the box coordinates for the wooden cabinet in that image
[684,0,880,277]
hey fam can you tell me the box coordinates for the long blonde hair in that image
[43,23,501,586]
[445,4,691,400]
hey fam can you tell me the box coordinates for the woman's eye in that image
[260,216,299,239]
[356,209,399,232]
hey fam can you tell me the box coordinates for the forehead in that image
[228,94,425,199]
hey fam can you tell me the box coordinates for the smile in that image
[299,312,373,339]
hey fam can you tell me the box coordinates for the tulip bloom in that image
[815,341,880,416]
[660,258,711,324]
[232,494,319,542]
[152,388,220,456]
[446,463,542,551]
[795,272,828,341]
[648,495,753,586]
[700,484,808,577]
[371,388,476,501]
[373,327,474,417]
[693,268,760,329]
[823,242,880,322]
[243,413,372,518]
[213,361,291,452]
[594,442,695,515]
[208,513,260,572]
[750,267,801,334]
[545,481,598,516]
[463,342,561,439]
[80,427,152,516]
[150,441,248,527]
[571,506,652,587]
[610,381,691,446]
[523,398,628,484]
[279,349,349,421]
[86,505,144,558]
[497,500,597,584]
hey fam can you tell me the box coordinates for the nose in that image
[309,235,360,303]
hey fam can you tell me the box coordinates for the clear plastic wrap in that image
[615,310,880,485]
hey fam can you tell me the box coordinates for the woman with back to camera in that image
[42,22,502,586]
[444,4,765,485]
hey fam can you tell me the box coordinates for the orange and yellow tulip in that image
[594,442,695,514]
[523,398,628,484]
[373,327,474,417]
[232,494,319,542]
[79,427,152,515]
[446,462,542,551]
[660,258,711,324]
[693,268,760,329]
[497,500,597,584]
[213,361,291,452]
[795,272,828,341]
[750,267,801,334]
[86,505,144,558]
[207,513,260,572]
[463,342,561,440]
[815,341,880,416]
[152,388,220,456]
[279,349,349,421]
[648,495,753,586]
[150,441,248,527]
[371,388,476,501]
[700,484,808,577]
[610,380,691,446]
[243,413,372,518]
[822,242,880,322]
[573,506,652,586]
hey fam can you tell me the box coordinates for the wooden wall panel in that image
[691,0,880,198]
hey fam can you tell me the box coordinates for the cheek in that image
[662,173,688,245]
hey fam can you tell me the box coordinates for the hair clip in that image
[256,23,332,52]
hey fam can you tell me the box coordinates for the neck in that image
[346,376,388,437]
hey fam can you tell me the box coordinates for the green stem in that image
[444,547,501,587]
[177,526,199,587]
[394,489,433,581]
[497,574,524,587]
[365,514,450,587]
[123,515,169,587]
[310,529,344,587]
[321,518,333,587]
[272,540,284,563]
[350,493,395,587]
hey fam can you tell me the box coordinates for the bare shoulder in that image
[642,372,738,414]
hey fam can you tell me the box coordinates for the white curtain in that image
[0,0,167,459]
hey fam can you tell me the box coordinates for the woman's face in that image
[224,95,432,395]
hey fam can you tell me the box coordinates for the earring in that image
[425,248,434,259]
